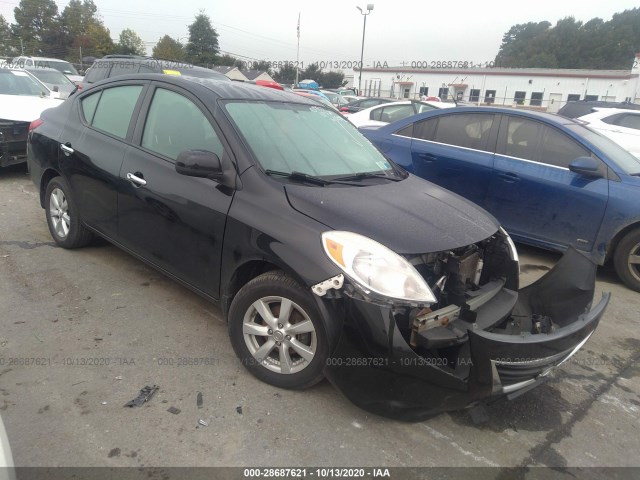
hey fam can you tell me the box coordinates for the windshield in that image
[225,101,394,177]
[29,69,75,87]
[0,70,47,96]
[568,124,640,175]
[42,61,79,76]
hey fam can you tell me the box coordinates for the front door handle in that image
[416,152,437,162]
[126,172,147,187]
[60,144,74,156]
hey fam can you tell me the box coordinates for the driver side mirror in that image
[569,156,603,178]
[175,150,223,180]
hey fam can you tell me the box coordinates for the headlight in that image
[321,231,436,304]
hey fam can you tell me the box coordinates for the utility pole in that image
[295,12,300,87]
[357,4,374,94]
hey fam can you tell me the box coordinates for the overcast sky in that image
[1,0,639,67]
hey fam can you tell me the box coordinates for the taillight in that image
[29,119,43,132]
[340,107,349,112]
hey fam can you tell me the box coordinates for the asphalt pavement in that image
[0,165,639,471]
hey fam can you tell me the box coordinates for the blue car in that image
[361,106,640,292]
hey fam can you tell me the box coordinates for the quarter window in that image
[141,88,224,161]
[90,85,143,139]
[81,91,101,123]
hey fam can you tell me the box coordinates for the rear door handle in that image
[498,172,520,183]
[60,144,74,156]
[126,172,147,187]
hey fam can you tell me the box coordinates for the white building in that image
[355,53,640,113]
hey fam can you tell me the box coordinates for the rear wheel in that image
[613,228,640,292]
[45,177,93,248]
[228,271,328,389]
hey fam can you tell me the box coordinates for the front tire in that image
[228,271,328,389]
[613,228,640,292]
[45,177,93,249]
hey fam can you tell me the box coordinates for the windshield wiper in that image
[332,171,404,182]
[265,170,366,186]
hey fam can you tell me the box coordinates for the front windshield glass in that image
[30,69,75,86]
[42,61,79,76]
[225,101,394,177]
[0,70,46,96]
[567,124,640,174]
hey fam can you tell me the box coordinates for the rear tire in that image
[45,176,93,249]
[613,228,640,292]
[228,271,328,389]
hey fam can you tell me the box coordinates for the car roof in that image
[18,56,69,62]
[558,101,640,118]
[87,73,322,106]
[370,106,584,134]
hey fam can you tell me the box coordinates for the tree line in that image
[9,1,637,87]
[494,8,640,69]
[0,0,346,87]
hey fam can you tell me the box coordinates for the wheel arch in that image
[605,221,640,264]
[39,167,62,208]
[221,259,301,319]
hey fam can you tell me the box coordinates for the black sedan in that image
[27,74,608,420]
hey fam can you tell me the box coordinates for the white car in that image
[578,108,640,159]
[0,68,64,168]
[347,100,456,128]
[11,56,84,84]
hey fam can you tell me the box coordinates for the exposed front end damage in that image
[0,119,29,168]
[317,230,609,421]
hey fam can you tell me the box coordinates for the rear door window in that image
[88,85,143,139]
[432,114,495,151]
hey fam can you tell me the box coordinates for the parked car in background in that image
[578,108,640,159]
[348,100,455,128]
[24,66,77,99]
[319,90,351,109]
[558,100,640,119]
[292,90,339,110]
[327,88,357,96]
[78,55,229,91]
[28,74,607,420]
[341,94,360,103]
[291,88,330,101]
[339,97,394,114]
[11,56,83,83]
[0,68,63,168]
[361,106,640,292]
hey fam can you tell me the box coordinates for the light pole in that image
[357,4,374,94]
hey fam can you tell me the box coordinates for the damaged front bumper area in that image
[0,120,29,168]
[322,244,609,421]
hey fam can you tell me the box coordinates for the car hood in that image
[285,174,500,254]
[0,94,63,122]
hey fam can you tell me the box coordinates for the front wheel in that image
[228,271,329,389]
[613,228,640,292]
[45,177,93,248]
